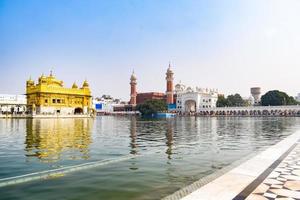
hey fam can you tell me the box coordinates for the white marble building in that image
[93,95,123,113]
[174,83,218,113]
[0,94,27,114]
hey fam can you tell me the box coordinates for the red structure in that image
[166,64,174,104]
[129,63,175,105]
[136,92,165,104]
[129,71,137,105]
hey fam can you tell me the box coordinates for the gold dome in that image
[72,82,78,89]
[27,76,34,86]
[38,74,47,84]
[40,73,46,79]
[82,80,89,88]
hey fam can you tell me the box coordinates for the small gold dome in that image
[27,76,34,82]
[27,76,34,85]
[82,80,89,88]
[38,74,47,83]
[72,82,78,88]
[40,73,46,79]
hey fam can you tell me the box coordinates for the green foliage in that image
[227,93,246,107]
[217,93,246,107]
[216,95,228,107]
[136,99,167,116]
[261,90,298,106]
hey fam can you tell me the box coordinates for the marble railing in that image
[197,105,300,116]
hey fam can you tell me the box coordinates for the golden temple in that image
[26,71,92,115]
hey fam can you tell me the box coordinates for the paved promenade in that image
[246,144,300,200]
[164,130,300,200]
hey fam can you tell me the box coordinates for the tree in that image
[216,95,229,107]
[216,93,246,107]
[261,90,298,106]
[227,93,246,107]
[136,99,167,116]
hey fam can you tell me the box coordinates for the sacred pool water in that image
[0,117,299,200]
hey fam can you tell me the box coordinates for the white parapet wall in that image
[197,105,300,116]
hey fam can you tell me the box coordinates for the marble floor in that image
[246,144,300,200]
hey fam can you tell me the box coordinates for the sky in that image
[1,0,300,101]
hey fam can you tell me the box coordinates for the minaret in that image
[130,70,137,105]
[166,63,174,104]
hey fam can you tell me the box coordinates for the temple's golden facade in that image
[26,72,92,115]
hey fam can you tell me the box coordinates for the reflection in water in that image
[25,118,94,163]
[165,119,174,160]
[130,117,137,155]
[129,117,139,171]
[1,117,300,200]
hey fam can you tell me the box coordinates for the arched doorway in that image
[74,107,83,114]
[184,100,197,113]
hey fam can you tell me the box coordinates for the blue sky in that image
[1,0,300,100]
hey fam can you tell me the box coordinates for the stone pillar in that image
[166,64,174,104]
[130,71,137,105]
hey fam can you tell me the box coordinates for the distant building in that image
[128,64,219,114]
[175,83,218,113]
[0,94,27,114]
[136,92,166,104]
[250,87,261,105]
[93,95,123,113]
[129,64,175,106]
[26,72,92,115]
[243,96,254,107]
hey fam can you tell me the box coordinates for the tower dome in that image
[167,63,173,74]
[129,70,137,105]
[130,70,137,81]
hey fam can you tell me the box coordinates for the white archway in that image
[184,100,197,113]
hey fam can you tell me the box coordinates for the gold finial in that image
[50,70,53,77]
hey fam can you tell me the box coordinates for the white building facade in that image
[174,83,218,113]
[0,94,27,114]
[93,96,123,113]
